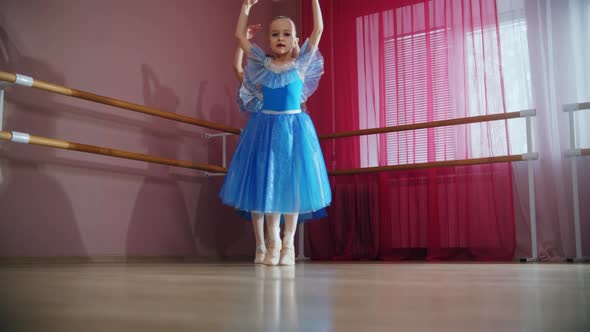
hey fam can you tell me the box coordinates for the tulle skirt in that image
[219,111,331,222]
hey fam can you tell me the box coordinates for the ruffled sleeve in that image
[296,39,325,102]
[236,43,266,113]
[237,79,263,113]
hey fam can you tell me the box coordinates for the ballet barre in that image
[0,130,227,173]
[563,101,590,262]
[1,69,540,262]
[0,71,241,135]
[0,70,233,177]
[320,109,540,262]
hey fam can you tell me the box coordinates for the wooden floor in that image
[0,262,588,332]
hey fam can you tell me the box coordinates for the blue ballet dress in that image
[219,39,332,222]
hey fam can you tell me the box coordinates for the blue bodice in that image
[261,77,303,111]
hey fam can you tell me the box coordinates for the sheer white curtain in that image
[498,0,590,260]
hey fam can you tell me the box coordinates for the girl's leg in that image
[251,212,266,264]
[280,213,298,266]
[263,213,281,265]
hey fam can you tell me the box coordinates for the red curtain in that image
[302,0,515,261]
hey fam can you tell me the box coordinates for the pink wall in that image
[0,0,301,258]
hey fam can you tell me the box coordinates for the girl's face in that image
[269,18,296,57]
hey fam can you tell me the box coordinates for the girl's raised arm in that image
[233,24,262,82]
[235,0,259,54]
[232,46,245,82]
[309,0,324,48]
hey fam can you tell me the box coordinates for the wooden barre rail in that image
[582,149,590,156]
[328,155,528,176]
[319,111,529,140]
[0,130,533,176]
[0,71,241,135]
[0,131,227,174]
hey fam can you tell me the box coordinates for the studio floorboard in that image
[1,262,588,331]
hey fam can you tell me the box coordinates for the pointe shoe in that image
[263,242,281,266]
[254,246,266,264]
[279,244,295,266]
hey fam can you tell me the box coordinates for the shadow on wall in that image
[0,9,252,259]
[125,64,195,256]
[0,21,85,257]
[192,79,252,259]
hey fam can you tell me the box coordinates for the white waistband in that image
[261,109,301,115]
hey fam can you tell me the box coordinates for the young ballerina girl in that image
[231,23,303,264]
[220,0,330,266]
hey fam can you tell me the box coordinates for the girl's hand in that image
[244,0,259,7]
[292,37,300,58]
[246,24,262,40]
